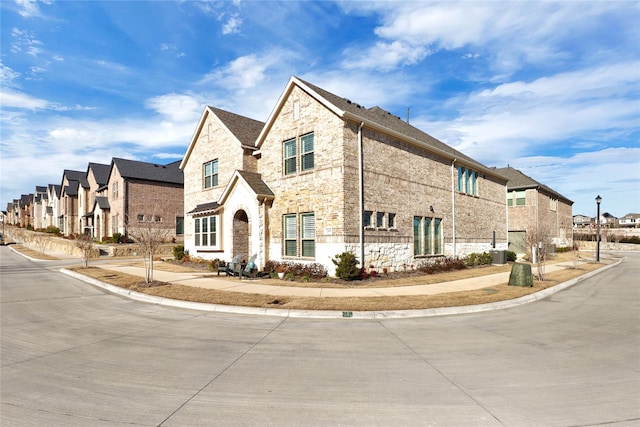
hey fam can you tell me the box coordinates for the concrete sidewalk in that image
[93,258,596,298]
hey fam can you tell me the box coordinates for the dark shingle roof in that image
[48,184,61,198]
[62,169,89,188]
[88,163,111,186]
[237,171,274,197]
[112,158,183,185]
[187,201,221,215]
[296,77,491,173]
[94,196,110,210]
[210,107,264,148]
[494,166,573,204]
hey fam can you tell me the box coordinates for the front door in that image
[233,210,250,261]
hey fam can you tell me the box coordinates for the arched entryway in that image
[233,210,250,260]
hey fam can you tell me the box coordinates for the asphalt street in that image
[1,246,639,426]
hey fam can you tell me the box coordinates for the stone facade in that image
[181,77,509,275]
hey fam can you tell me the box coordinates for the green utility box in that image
[508,263,534,287]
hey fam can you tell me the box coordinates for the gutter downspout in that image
[451,159,457,257]
[358,122,365,268]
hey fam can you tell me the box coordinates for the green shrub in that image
[45,226,61,235]
[556,246,571,253]
[464,252,493,267]
[173,245,186,261]
[112,232,122,244]
[332,252,361,281]
[506,250,517,262]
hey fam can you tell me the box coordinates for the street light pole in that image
[595,195,602,263]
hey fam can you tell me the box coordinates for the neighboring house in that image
[573,214,591,228]
[81,162,111,236]
[60,170,89,235]
[105,158,184,240]
[8,200,19,225]
[599,212,617,228]
[32,186,48,230]
[494,166,573,254]
[619,213,640,228]
[45,184,62,228]
[19,194,33,228]
[180,76,509,274]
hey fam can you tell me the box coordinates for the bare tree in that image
[526,223,554,281]
[74,234,94,268]
[128,214,172,284]
[32,232,50,254]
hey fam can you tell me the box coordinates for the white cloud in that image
[15,0,51,18]
[343,1,635,76]
[422,62,640,165]
[145,93,203,123]
[342,41,429,71]
[11,28,44,57]
[0,89,48,110]
[222,15,242,35]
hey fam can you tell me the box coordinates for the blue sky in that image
[1,0,639,218]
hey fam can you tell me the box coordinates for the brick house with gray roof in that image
[104,158,184,241]
[181,76,509,274]
[59,169,89,235]
[494,166,573,254]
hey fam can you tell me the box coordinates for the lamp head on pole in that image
[595,195,602,205]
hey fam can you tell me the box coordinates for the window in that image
[363,211,373,228]
[284,214,297,256]
[458,166,478,196]
[112,182,118,199]
[283,132,315,175]
[283,213,316,258]
[176,216,184,235]
[508,190,526,206]
[414,215,443,256]
[284,139,297,175]
[203,160,218,188]
[300,133,314,171]
[388,213,396,228]
[301,213,315,257]
[376,212,385,228]
[550,198,558,212]
[194,216,218,247]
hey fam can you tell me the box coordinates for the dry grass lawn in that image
[63,251,610,311]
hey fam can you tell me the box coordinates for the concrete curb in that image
[59,258,623,319]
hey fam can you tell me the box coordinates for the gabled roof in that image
[61,169,89,189]
[179,106,265,170]
[111,158,183,185]
[48,184,61,198]
[35,185,47,194]
[254,76,504,180]
[493,166,573,205]
[63,181,80,197]
[186,171,275,216]
[92,196,110,211]
[87,162,111,186]
[19,194,33,207]
[218,170,274,206]
[620,213,640,219]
